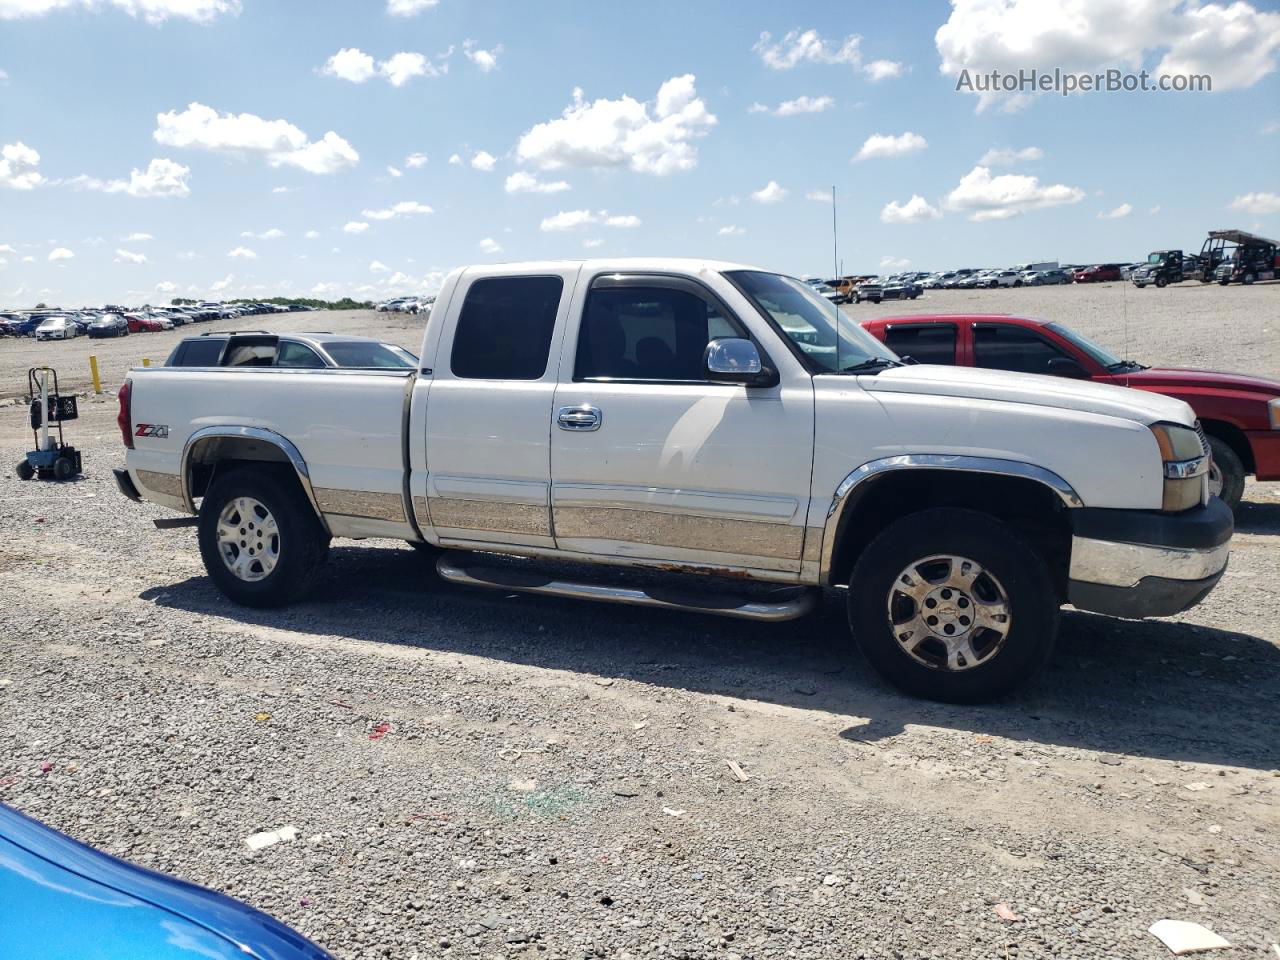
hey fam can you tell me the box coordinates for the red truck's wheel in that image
[198,466,329,608]
[847,508,1058,703]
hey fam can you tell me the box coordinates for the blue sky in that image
[2,0,1278,306]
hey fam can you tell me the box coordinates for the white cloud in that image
[464,40,502,72]
[750,180,788,204]
[369,260,390,273]
[717,225,746,236]
[805,189,834,203]
[539,209,641,232]
[505,171,570,194]
[1098,202,1133,219]
[361,200,433,220]
[979,146,1044,166]
[1261,119,1280,134]
[470,150,496,172]
[0,244,15,254]
[747,102,769,113]
[478,237,503,253]
[122,232,153,241]
[114,248,147,264]
[154,102,358,174]
[272,185,295,194]
[0,0,239,24]
[322,47,376,83]
[70,157,192,197]
[880,195,943,223]
[311,281,340,295]
[48,247,73,261]
[387,0,436,15]
[937,0,1280,111]
[211,274,233,291]
[1149,205,1162,214]
[772,95,835,116]
[944,165,1085,221]
[227,246,257,259]
[863,59,904,81]
[405,152,428,168]
[854,131,927,161]
[448,153,462,165]
[177,250,198,260]
[155,281,176,293]
[753,29,861,69]
[880,255,911,270]
[516,74,716,176]
[1230,192,1280,214]
[240,227,284,240]
[304,230,320,239]
[1,142,45,190]
[343,221,370,234]
[387,165,402,177]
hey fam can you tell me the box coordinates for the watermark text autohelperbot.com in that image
[956,68,1212,96]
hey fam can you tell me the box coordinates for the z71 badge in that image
[135,423,170,439]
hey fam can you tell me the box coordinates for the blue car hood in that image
[0,804,331,960]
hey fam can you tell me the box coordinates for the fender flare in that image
[179,425,329,534]
[818,454,1083,584]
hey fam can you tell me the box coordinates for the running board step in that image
[435,552,817,623]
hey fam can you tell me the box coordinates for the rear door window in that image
[223,336,279,367]
[450,276,563,380]
[276,341,327,368]
[173,338,226,366]
[883,324,957,364]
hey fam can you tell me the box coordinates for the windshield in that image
[725,270,899,374]
[1044,321,1124,367]
[322,341,418,368]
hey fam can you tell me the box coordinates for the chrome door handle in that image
[557,404,601,431]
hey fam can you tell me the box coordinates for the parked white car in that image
[115,258,1231,703]
[34,316,77,340]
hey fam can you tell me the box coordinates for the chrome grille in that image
[1194,420,1209,456]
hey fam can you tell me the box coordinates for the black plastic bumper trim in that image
[113,467,142,503]
[1071,497,1232,551]
[1068,566,1226,619]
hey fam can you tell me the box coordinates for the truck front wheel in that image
[1206,436,1244,511]
[198,466,329,608]
[847,508,1058,703]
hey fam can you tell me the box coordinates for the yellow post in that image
[142,358,151,367]
[89,355,103,394]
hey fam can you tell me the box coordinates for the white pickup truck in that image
[114,258,1232,701]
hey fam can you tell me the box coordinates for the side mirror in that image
[1046,357,1089,379]
[703,338,778,387]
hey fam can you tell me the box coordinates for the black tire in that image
[1155,276,1167,288]
[847,508,1059,703]
[52,456,75,481]
[1243,272,1255,285]
[1206,436,1245,512]
[198,465,329,608]
[15,459,34,481]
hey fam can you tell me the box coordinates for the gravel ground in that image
[1,282,1278,959]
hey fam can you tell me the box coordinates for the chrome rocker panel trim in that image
[819,454,1083,584]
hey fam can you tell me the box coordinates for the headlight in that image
[1150,423,1208,512]
[1270,397,1280,430]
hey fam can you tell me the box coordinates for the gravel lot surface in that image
[1,282,1278,959]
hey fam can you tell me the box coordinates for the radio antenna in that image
[1121,271,1130,362]
[831,185,839,281]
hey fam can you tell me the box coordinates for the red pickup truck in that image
[861,313,1280,510]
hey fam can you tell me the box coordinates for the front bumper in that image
[1067,497,1232,619]
[1246,429,1280,481]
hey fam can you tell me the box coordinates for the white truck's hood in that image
[863,364,1194,426]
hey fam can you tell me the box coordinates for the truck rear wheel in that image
[1206,436,1244,511]
[198,466,329,608]
[847,508,1058,703]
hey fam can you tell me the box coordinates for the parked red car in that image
[126,315,166,333]
[861,313,1280,510]
[1072,263,1123,283]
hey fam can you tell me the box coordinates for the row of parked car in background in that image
[375,295,435,314]
[0,301,318,342]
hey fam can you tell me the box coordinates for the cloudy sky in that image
[2,0,1278,306]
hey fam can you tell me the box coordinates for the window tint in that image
[223,337,279,367]
[973,325,1068,375]
[575,286,735,381]
[175,338,225,366]
[883,324,956,365]
[276,341,326,368]
[323,341,417,368]
[450,276,563,380]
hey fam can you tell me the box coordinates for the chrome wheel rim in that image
[886,554,1012,672]
[216,497,280,582]
[1207,460,1223,499]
